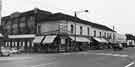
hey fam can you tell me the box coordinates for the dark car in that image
[112,43,123,51]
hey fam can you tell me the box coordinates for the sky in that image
[2,0,135,35]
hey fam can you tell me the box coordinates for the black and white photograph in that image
[0,0,135,67]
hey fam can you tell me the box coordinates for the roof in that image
[1,8,52,23]
[20,8,52,21]
[1,9,115,32]
[40,13,115,32]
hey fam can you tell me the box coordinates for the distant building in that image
[125,34,135,47]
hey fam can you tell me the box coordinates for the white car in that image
[10,48,18,54]
[0,47,10,56]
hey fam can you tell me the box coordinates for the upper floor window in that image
[80,26,83,35]
[94,30,96,37]
[87,27,90,35]
[71,24,74,34]
[37,24,41,34]
[28,16,35,23]
[14,19,18,24]
[20,17,26,23]
[110,33,112,39]
[107,33,110,39]
[99,32,102,37]
[7,21,12,25]
[104,32,106,38]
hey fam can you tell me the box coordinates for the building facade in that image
[1,8,120,52]
[35,13,115,51]
[1,8,52,52]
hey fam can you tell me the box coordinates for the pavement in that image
[0,47,134,67]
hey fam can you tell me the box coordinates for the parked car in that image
[112,43,123,51]
[18,47,25,53]
[10,48,22,54]
[0,47,10,56]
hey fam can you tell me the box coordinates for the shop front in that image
[4,34,35,52]
[91,37,108,49]
[69,36,91,51]
[33,36,45,52]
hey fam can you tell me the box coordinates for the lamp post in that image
[74,10,88,51]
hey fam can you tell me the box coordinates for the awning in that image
[8,34,35,38]
[42,35,57,44]
[93,37,108,43]
[70,36,90,42]
[0,33,3,37]
[33,36,44,43]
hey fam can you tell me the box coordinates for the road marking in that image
[0,57,32,60]
[94,53,129,57]
[31,62,55,67]
[125,62,134,67]
[59,52,129,58]
[59,53,71,55]
[77,52,129,57]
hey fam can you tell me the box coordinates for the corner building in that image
[1,8,115,52]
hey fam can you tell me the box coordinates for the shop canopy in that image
[42,35,57,44]
[33,36,44,43]
[70,36,90,43]
[93,37,108,43]
[8,34,35,38]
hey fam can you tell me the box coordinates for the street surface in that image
[0,48,135,67]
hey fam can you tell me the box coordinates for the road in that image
[0,48,135,67]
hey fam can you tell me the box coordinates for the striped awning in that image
[93,37,108,43]
[70,36,90,43]
[42,35,57,44]
[33,36,44,43]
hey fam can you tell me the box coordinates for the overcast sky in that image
[2,0,135,34]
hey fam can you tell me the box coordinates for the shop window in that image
[5,42,7,47]
[80,26,83,35]
[12,42,14,47]
[31,42,34,47]
[71,24,74,34]
[27,42,30,47]
[23,42,25,47]
[15,42,17,47]
[19,42,21,46]
[8,42,10,47]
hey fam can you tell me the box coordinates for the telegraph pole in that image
[74,10,88,51]
[0,0,2,25]
[113,25,115,43]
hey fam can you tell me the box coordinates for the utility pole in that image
[113,25,115,43]
[74,10,88,51]
[74,11,77,49]
[0,0,2,25]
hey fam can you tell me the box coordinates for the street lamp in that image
[74,10,89,50]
